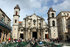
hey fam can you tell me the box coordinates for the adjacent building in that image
[57,11,70,41]
[0,9,11,43]
[47,8,70,41]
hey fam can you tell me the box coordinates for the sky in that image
[0,0,70,26]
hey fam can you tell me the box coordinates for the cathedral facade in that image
[12,5,49,40]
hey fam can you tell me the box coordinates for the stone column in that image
[28,29,30,39]
[26,30,28,40]
[39,30,41,39]
[63,32,66,41]
[7,33,10,39]
[1,32,4,42]
[62,17,67,41]
[37,31,39,39]
[24,31,26,40]
[25,31,27,40]
[31,32,32,39]
[4,33,6,42]
[43,30,45,39]
[29,30,31,39]
[37,32,38,39]
[7,33,9,40]
[18,31,20,39]
[39,30,40,39]
[41,31,43,40]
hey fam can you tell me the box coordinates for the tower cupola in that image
[14,5,20,16]
[14,5,20,11]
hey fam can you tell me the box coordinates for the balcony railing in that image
[0,20,11,30]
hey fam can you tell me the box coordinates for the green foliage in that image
[0,42,29,47]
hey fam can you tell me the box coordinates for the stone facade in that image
[57,11,70,41]
[47,8,58,39]
[12,5,70,41]
[12,5,48,40]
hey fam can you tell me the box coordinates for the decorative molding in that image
[13,15,20,17]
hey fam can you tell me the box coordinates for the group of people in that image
[26,38,45,47]
[30,38,38,47]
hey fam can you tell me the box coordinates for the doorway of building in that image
[20,34,24,39]
[33,32,37,39]
[45,34,49,39]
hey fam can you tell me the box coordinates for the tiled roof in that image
[19,21,22,23]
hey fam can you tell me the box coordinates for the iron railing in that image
[0,20,11,30]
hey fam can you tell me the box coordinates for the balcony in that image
[0,20,11,30]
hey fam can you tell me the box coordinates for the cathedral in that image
[12,5,48,40]
[12,5,70,41]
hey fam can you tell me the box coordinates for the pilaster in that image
[25,30,28,40]
[31,32,32,39]
[43,30,45,39]
[37,30,39,39]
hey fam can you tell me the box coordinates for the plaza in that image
[0,0,70,47]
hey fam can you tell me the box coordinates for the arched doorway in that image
[20,34,24,39]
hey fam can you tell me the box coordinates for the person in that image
[32,39,38,47]
[9,38,11,41]
[30,38,35,47]
[8,37,11,43]
[18,39,21,42]
[30,40,34,47]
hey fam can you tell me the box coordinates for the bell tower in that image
[12,5,20,39]
[47,8,58,39]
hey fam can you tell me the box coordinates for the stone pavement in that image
[26,42,70,47]
[25,43,31,47]
[62,46,70,47]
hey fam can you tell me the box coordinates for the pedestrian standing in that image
[33,39,38,47]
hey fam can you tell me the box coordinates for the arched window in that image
[16,11,18,15]
[33,19,36,25]
[1,17,4,22]
[15,20,17,23]
[52,13,54,18]
[52,21,55,26]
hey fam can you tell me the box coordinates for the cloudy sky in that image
[0,0,70,25]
